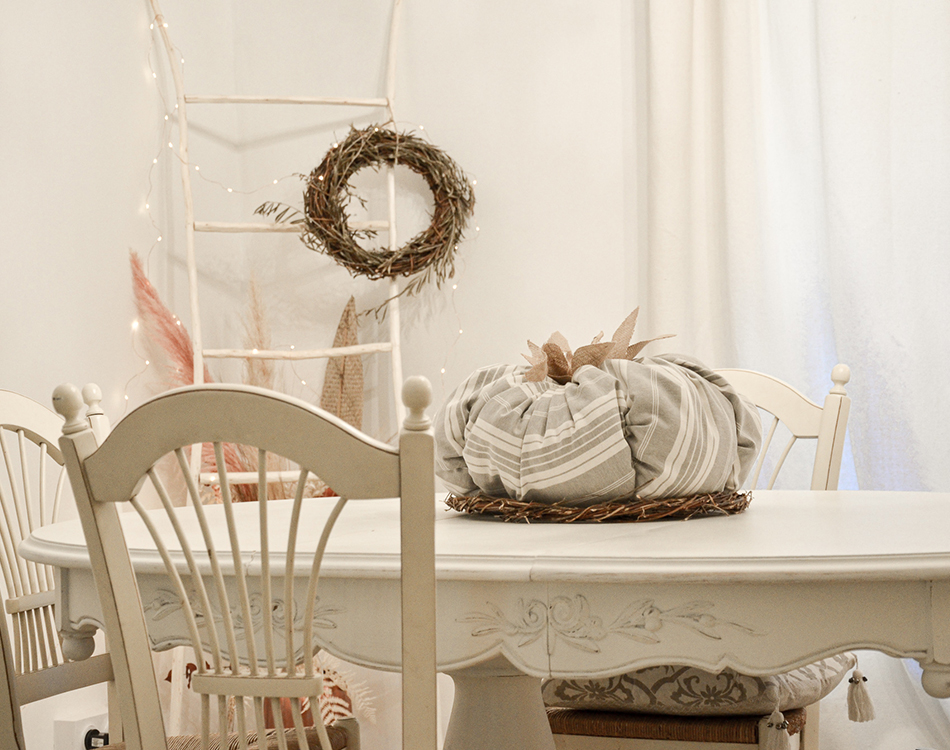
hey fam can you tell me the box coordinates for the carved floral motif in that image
[143,587,342,637]
[461,595,759,654]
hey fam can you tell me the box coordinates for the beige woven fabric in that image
[320,296,364,431]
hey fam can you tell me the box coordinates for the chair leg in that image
[332,716,360,750]
[107,679,123,743]
[799,703,819,750]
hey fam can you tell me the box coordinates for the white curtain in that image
[629,0,950,746]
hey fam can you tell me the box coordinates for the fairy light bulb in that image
[132,319,140,331]
[452,284,458,290]
[227,188,233,192]
[157,235,162,242]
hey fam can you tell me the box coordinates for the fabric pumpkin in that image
[435,354,761,506]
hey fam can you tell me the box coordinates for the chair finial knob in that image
[52,383,88,434]
[402,376,432,431]
[830,364,850,395]
[82,383,104,415]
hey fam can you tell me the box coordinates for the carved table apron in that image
[20,490,950,750]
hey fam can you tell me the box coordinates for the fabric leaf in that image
[547,331,573,363]
[625,333,676,360]
[542,342,573,384]
[522,340,545,366]
[572,342,613,371]
[608,307,640,359]
[523,340,549,382]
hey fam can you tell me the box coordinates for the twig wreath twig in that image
[444,490,752,523]
[257,125,475,313]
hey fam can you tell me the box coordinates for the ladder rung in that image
[200,469,304,486]
[202,343,393,361]
[4,590,56,615]
[185,94,388,107]
[195,221,389,234]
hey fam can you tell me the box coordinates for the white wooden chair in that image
[0,602,26,750]
[0,388,116,744]
[547,364,852,750]
[53,378,437,750]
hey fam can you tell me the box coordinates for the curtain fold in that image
[629,0,950,745]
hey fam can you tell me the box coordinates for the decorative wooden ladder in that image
[148,0,407,427]
[145,0,405,734]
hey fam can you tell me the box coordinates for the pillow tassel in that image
[758,707,790,750]
[847,668,875,722]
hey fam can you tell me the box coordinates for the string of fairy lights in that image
[123,12,477,416]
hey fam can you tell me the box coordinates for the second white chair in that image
[546,364,852,750]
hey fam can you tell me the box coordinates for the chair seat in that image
[547,707,806,744]
[102,725,349,750]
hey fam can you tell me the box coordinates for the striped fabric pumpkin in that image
[435,354,761,506]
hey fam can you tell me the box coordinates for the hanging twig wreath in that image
[257,125,475,312]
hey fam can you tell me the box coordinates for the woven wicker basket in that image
[444,490,751,523]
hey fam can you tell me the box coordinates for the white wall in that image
[151,0,636,429]
[1,5,165,746]
[2,1,637,747]
[0,3,157,414]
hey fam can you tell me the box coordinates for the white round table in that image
[21,490,950,750]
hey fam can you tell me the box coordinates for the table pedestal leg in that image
[443,672,556,750]
[920,661,950,698]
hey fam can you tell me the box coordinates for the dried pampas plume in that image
[242,276,275,390]
[130,250,211,389]
[130,250,253,501]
